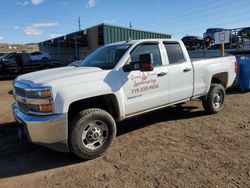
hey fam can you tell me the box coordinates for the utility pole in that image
[128,21,132,41]
[78,16,81,31]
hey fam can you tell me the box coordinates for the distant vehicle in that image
[0,53,16,63]
[0,53,30,73]
[238,27,250,39]
[68,59,84,67]
[181,36,203,49]
[30,51,51,61]
[203,28,226,44]
[0,52,55,73]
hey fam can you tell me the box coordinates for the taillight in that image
[234,60,238,74]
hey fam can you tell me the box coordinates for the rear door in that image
[121,42,170,115]
[163,42,193,103]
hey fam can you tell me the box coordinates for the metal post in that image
[74,34,78,60]
[220,43,225,57]
[57,40,61,61]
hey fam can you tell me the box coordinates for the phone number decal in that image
[132,84,159,94]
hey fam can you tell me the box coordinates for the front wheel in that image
[69,108,116,160]
[202,84,225,114]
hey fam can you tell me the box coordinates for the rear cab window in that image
[163,42,186,65]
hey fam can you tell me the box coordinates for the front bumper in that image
[12,102,69,152]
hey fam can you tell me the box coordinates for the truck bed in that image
[192,56,236,97]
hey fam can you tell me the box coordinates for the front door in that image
[121,42,170,116]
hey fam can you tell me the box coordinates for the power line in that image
[171,16,250,36]
[135,0,220,26]
[160,6,250,31]
[136,1,250,29]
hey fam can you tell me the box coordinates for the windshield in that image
[1,53,10,59]
[0,53,16,60]
[78,44,131,70]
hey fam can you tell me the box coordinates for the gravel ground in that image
[0,80,249,188]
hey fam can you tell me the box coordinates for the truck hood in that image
[16,66,105,87]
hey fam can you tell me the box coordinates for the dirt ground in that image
[0,80,249,188]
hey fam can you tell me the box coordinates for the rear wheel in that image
[202,84,225,114]
[69,108,116,160]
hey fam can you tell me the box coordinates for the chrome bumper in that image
[12,102,69,152]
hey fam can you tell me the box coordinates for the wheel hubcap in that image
[213,92,223,108]
[82,120,108,150]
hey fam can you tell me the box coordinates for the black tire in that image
[69,108,116,160]
[202,84,225,114]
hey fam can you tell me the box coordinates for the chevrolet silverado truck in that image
[12,39,237,159]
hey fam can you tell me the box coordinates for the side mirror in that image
[139,53,154,72]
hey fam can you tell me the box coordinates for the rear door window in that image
[164,42,185,64]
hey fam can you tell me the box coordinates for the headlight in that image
[28,89,52,98]
[14,82,54,115]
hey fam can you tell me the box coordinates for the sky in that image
[0,0,250,44]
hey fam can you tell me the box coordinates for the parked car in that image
[0,53,18,72]
[30,51,51,61]
[203,28,226,44]
[0,52,56,73]
[0,53,10,60]
[238,27,250,39]
[13,39,237,160]
[181,36,203,49]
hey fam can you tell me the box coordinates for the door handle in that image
[183,68,192,72]
[157,72,168,77]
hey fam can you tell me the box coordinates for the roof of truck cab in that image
[107,39,182,46]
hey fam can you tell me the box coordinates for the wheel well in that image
[211,72,228,88]
[68,94,119,121]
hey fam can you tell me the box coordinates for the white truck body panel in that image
[15,39,237,117]
[192,56,236,97]
[12,39,237,152]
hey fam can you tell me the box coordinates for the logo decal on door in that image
[130,72,159,95]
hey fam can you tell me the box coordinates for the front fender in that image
[53,80,126,120]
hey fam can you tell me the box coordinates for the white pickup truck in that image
[12,39,237,159]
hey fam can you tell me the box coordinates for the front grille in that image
[26,91,38,98]
[17,101,44,114]
[17,101,29,113]
[15,87,27,97]
[14,82,53,115]
[15,87,40,98]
